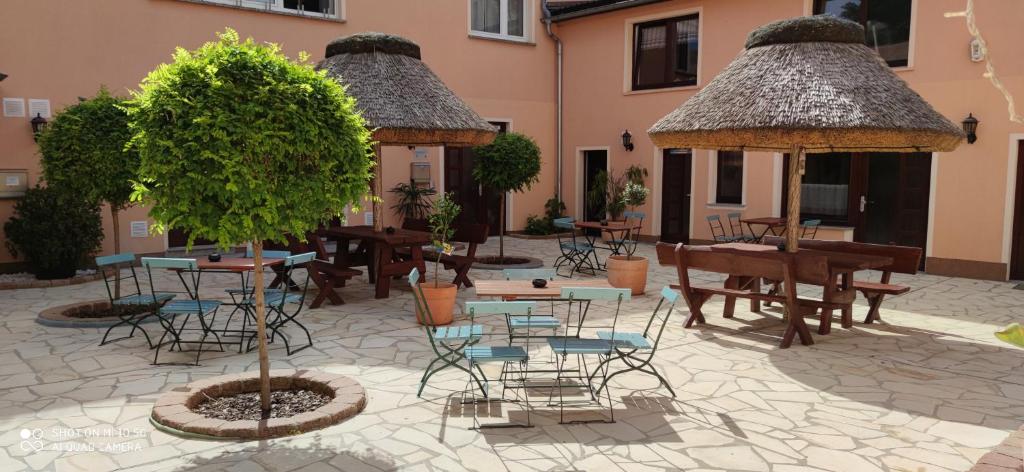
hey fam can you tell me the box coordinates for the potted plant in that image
[419,192,461,325]
[388,181,436,226]
[607,181,650,295]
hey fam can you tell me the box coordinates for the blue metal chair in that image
[95,253,175,348]
[547,286,631,424]
[243,252,316,355]
[707,215,742,243]
[410,268,486,397]
[502,269,560,341]
[726,212,754,242]
[553,217,597,277]
[591,286,679,397]
[610,211,645,257]
[801,219,822,239]
[141,257,223,366]
[464,300,534,429]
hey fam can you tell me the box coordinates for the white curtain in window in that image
[472,0,501,34]
[639,25,666,50]
[801,183,848,216]
[508,0,524,37]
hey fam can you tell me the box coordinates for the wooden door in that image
[1011,141,1024,279]
[857,153,931,255]
[167,229,215,248]
[582,150,608,223]
[660,148,692,243]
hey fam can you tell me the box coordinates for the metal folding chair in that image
[464,300,534,429]
[610,211,645,257]
[591,286,679,397]
[243,252,316,355]
[707,215,742,243]
[141,257,223,366]
[726,212,753,242]
[801,219,822,239]
[501,269,560,343]
[222,248,291,348]
[95,253,175,348]
[410,268,486,397]
[546,286,631,424]
[553,217,597,277]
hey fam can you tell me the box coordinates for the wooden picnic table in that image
[474,278,613,299]
[710,242,892,335]
[322,225,430,299]
[740,217,787,242]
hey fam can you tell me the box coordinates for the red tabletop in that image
[195,257,284,272]
[740,217,786,226]
[574,221,632,231]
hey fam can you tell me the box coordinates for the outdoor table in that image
[322,225,430,299]
[710,243,892,333]
[474,278,613,299]
[574,221,633,269]
[741,217,787,242]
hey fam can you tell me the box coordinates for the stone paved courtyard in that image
[2,237,1024,471]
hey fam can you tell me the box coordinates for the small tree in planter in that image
[4,185,104,280]
[607,181,651,295]
[472,132,541,262]
[127,30,372,414]
[38,87,138,296]
[418,193,461,325]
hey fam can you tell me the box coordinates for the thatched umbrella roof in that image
[318,32,498,147]
[648,15,963,256]
[648,16,964,153]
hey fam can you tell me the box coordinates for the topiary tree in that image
[127,29,373,412]
[38,87,138,296]
[472,132,541,260]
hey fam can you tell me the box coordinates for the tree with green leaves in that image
[472,132,541,260]
[38,87,138,296]
[127,29,373,412]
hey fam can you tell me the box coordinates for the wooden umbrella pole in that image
[785,144,805,253]
[372,143,384,232]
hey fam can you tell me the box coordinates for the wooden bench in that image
[762,237,920,324]
[426,223,489,288]
[287,233,361,308]
[655,242,844,348]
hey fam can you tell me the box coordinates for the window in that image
[471,0,527,40]
[715,151,743,204]
[186,0,341,19]
[813,0,912,67]
[632,14,699,90]
[783,152,852,225]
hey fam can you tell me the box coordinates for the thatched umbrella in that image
[649,15,963,251]
[318,32,497,230]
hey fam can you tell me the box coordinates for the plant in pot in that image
[4,185,104,280]
[419,192,461,325]
[607,181,650,295]
[389,181,436,226]
[128,29,372,428]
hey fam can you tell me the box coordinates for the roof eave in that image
[550,0,668,22]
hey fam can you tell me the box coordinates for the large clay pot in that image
[417,282,456,325]
[607,255,648,295]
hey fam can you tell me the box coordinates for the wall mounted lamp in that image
[962,113,978,144]
[621,130,634,152]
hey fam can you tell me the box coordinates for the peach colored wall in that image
[554,0,1024,276]
[0,0,557,263]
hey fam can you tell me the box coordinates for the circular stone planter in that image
[36,299,160,328]
[150,370,366,440]
[472,255,544,271]
[0,272,102,291]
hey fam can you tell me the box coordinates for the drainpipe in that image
[542,0,564,203]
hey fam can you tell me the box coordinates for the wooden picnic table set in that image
[655,237,922,348]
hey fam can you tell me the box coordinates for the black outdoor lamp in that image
[30,113,48,141]
[962,113,978,144]
[621,130,634,151]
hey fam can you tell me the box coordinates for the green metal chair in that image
[410,268,486,397]
[141,257,223,366]
[801,219,822,239]
[464,300,535,429]
[591,286,679,398]
[546,286,631,424]
[95,252,175,348]
[243,252,316,355]
[707,214,743,243]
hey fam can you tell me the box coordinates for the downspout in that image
[542,0,564,203]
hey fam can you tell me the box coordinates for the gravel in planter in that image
[193,390,331,421]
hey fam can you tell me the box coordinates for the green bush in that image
[4,185,103,279]
[524,215,554,235]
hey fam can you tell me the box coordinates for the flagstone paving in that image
[1,237,1024,471]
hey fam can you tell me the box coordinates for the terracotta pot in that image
[607,255,648,295]
[417,282,456,325]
